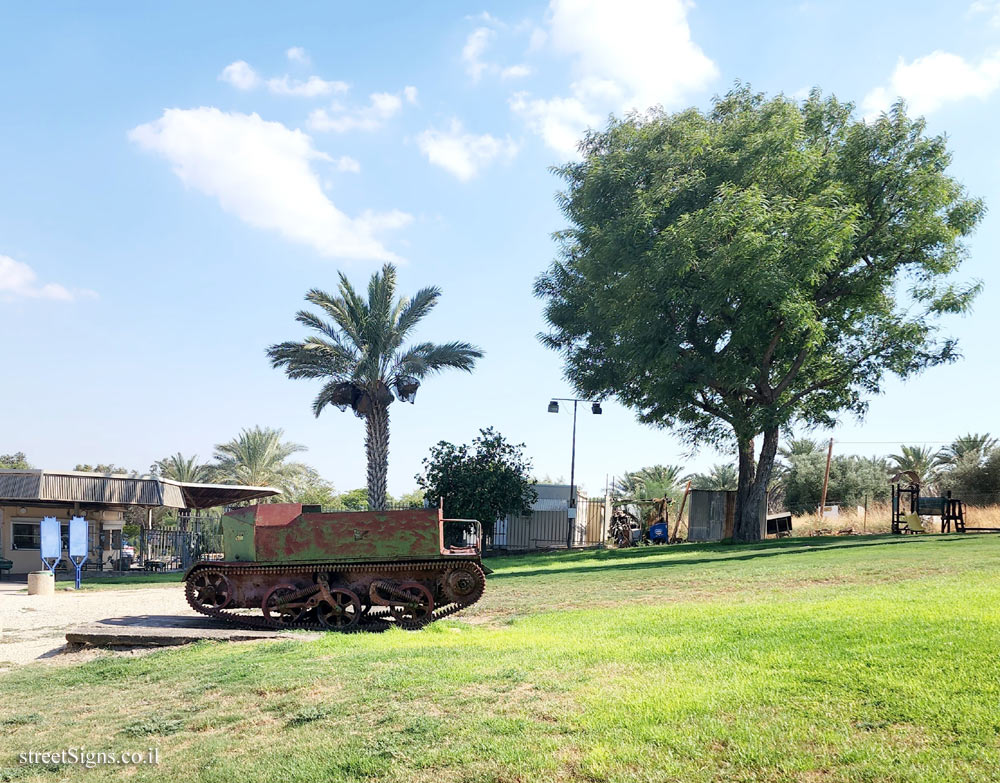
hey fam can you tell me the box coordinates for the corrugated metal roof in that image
[0,469,278,509]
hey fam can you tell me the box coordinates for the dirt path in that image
[0,582,197,670]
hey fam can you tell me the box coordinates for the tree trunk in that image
[733,427,780,542]
[365,404,390,510]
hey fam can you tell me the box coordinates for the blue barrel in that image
[648,522,670,542]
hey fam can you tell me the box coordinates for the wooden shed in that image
[687,489,765,541]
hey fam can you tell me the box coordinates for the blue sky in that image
[1,0,998,496]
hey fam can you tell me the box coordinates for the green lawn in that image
[3,534,1000,782]
[52,572,184,591]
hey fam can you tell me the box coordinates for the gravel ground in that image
[0,582,197,669]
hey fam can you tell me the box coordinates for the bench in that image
[0,559,13,579]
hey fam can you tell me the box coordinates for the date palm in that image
[267,264,483,510]
[153,452,210,483]
[686,463,739,491]
[936,433,997,467]
[211,426,308,500]
[888,445,938,489]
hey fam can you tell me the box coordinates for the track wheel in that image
[440,562,485,605]
[390,581,435,628]
[189,570,232,610]
[317,588,361,630]
[262,584,307,626]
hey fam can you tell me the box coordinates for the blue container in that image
[648,522,669,542]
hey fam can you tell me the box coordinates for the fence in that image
[488,497,608,552]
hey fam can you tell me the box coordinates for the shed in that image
[687,489,766,542]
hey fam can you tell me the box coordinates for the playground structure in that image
[890,471,998,534]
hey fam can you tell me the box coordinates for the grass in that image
[50,572,184,591]
[791,503,1000,535]
[2,534,1000,781]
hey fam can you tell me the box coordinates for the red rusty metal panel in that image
[250,503,304,527]
[253,507,443,563]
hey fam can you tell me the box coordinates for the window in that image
[12,523,40,550]
[11,520,74,551]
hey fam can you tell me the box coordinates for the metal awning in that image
[0,469,279,510]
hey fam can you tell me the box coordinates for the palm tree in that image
[778,438,824,460]
[686,463,738,491]
[888,445,939,488]
[153,452,210,483]
[267,264,483,510]
[616,464,684,499]
[936,433,997,467]
[211,426,308,500]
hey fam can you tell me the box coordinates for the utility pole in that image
[819,437,834,518]
[567,399,578,549]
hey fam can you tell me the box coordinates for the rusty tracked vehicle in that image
[184,503,486,631]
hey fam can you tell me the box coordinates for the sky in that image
[1,0,999,497]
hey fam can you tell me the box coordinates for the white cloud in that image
[266,75,349,97]
[509,0,715,155]
[0,255,93,301]
[501,64,532,79]
[463,27,495,81]
[129,108,410,262]
[862,50,1000,117]
[334,155,361,173]
[417,119,519,181]
[308,87,417,133]
[220,56,348,98]
[219,60,260,91]
[286,46,309,64]
[969,1,1000,26]
[547,0,717,111]
[462,21,533,82]
[509,92,599,158]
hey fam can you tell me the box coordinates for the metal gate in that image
[487,497,607,552]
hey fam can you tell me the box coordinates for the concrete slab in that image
[66,614,320,647]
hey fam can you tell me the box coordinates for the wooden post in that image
[670,480,692,542]
[818,438,834,518]
[863,494,868,534]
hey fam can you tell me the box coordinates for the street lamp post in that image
[547,397,602,549]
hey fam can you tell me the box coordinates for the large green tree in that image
[268,264,482,510]
[535,86,984,541]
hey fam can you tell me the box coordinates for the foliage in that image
[936,433,998,467]
[333,487,370,510]
[888,445,940,489]
[938,446,1000,501]
[416,427,538,536]
[151,452,210,483]
[268,263,482,510]
[0,451,31,469]
[211,426,308,501]
[782,452,890,514]
[286,466,337,506]
[395,488,427,507]
[615,464,683,499]
[74,463,133,474]
[535,85,984,540]
[686,463,739,491]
